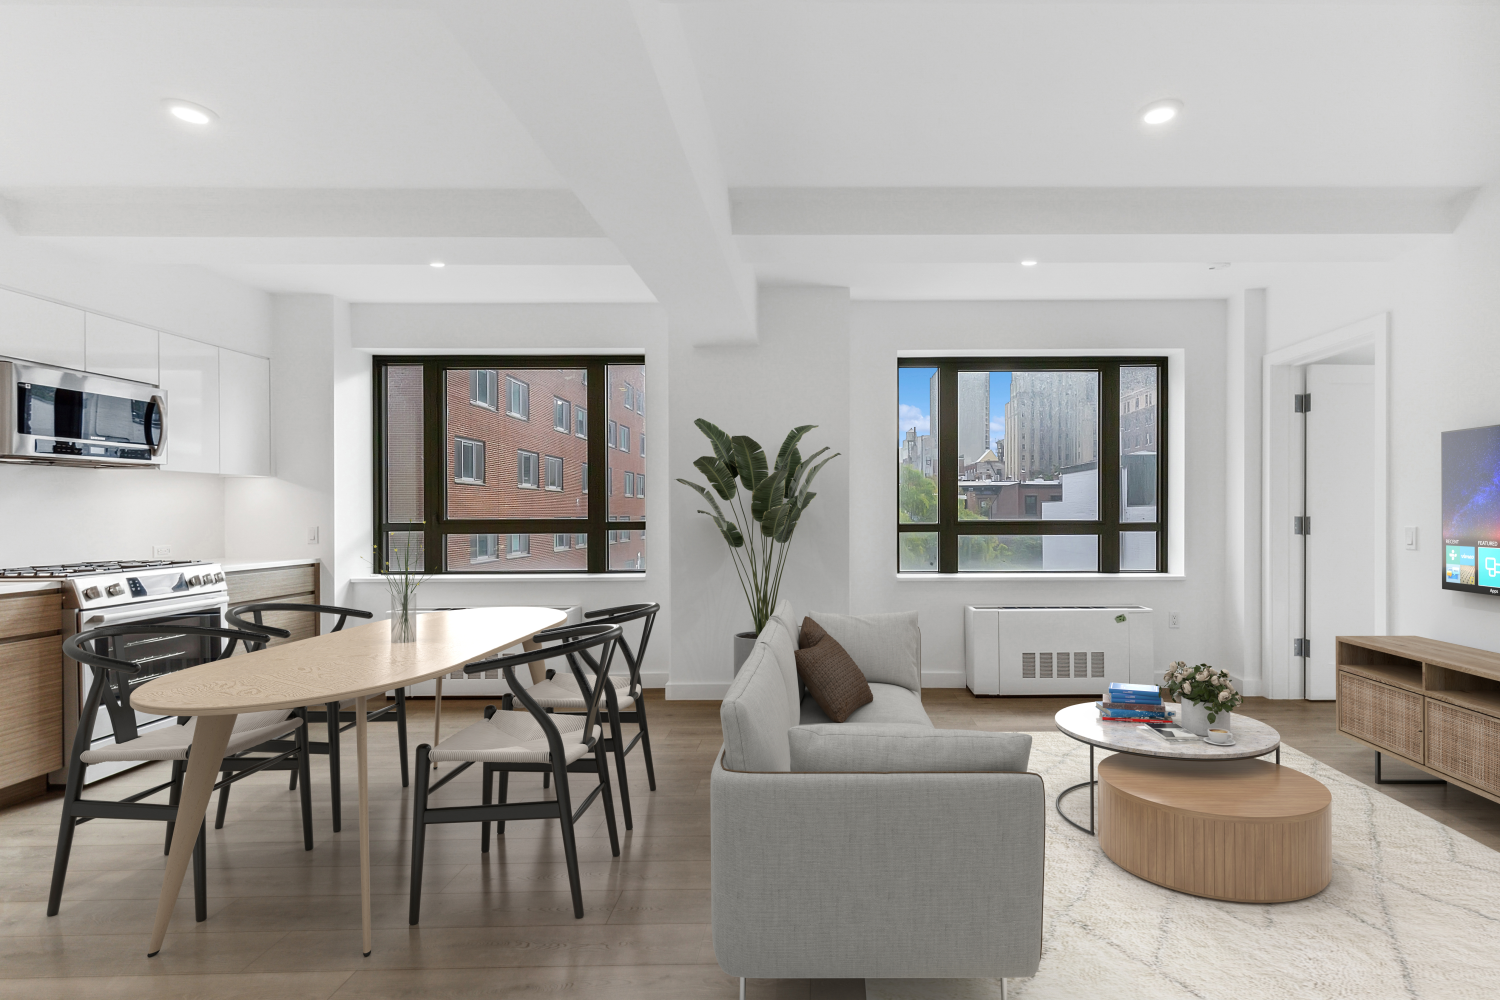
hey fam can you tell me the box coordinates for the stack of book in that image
[1096,682,1168,723]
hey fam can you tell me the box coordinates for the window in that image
[637,475,644,497]
[454,437,485,484]
[471,370,497,410]
[623,383,634,411]
[471,533,498,563]
[376,356,644,574]
[505,376,529,419]
[897,357,1167,573]
[639,433,646,457]
[624,471,634,496]
[619,425,629,453]
[517,449,539,489]
[636,391,644,416]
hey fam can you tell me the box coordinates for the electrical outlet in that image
[1167,611,1181,629]
[152,545,171,558]
[1404,527,1418,550]
[307,526,320,545]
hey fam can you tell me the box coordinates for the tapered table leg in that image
[147,713,236,957]
[356,696,372,956]
[432,677,442,768]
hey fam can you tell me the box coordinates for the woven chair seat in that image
[429,711,599,765]
[80,710,301,764]
[526,675,635,711]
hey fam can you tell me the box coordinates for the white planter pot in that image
[1178,699,1231,737]
[732,631,757,676]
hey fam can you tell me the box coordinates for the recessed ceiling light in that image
[162,99,217,126]
[430,261,446,269]
[1141,99,1183,126]
[1021,260,1038,267]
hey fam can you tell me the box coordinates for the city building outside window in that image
[575,406,587,438]
[471,370,497,410]
[471,533,498,563]
[544,455,564,491]
[624,471,634,496]
[619,424,630,453]
[507,533,530,558]
[454,437,485,484]
[517,450,539,489]
[897,357,1166,573]
[553,397,570,433]
[505,376,529,419]
[553,533,570,551]
[623,383,634,410]
[608,419,616,448]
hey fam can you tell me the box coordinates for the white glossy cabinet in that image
[0,288,86,369]
[158,332,220,474]
[218,348,271,476]
[85,314,159,384]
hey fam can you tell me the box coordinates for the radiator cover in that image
[964,606,1154,696]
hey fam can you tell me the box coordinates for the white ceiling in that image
[0,1,1497,316]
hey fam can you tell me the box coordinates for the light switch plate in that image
[1404,526,1418,550]
[307,526,320,545]
[152,545,171,558]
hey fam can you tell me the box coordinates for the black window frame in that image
[373,354,646,575]
[897,356,1168,574]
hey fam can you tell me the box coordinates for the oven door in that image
[62,597,228,783]
[1,360,165,467]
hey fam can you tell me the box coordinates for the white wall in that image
[668,285,851,697]
[0,234,268,569]
[849,299,1229,688]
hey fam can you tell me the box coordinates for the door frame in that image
[1261,312,1389,699]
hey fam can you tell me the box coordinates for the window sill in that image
[347,573,646,584]
[896,572,1185,582]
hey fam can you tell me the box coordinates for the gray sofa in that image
[711,600,1045,981]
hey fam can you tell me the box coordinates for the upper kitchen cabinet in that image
[218,348,271,476]
[85,314,159,384]
[158,332,220,474]
[0,288,86,370]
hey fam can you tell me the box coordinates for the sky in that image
[897,368,1011,452]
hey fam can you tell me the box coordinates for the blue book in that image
[1107,682,1162,704]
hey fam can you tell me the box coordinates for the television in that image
[1442,423,1500,595]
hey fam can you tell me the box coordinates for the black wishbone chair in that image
[409,622,623,923]
[49,624,314,921]
[224,603,404,833]
[507,602,659,829]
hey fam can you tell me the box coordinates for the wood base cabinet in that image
[0,588,64,797]
[1337,635,1500,805]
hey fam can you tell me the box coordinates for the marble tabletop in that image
[1054,701,1281,761]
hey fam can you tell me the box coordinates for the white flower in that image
[1196,669,1210,681]
[1219,690,1231,702]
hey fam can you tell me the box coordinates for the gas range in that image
[1,559,226,610]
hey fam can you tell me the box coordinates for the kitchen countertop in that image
[222,559,322,574]
[0,580,62,597]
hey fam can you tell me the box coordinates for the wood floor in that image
[2,690,1497,999]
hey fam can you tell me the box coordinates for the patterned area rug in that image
[868,731,1500,1000]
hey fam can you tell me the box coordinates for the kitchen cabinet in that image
[0,287,86,370]
[218,348,271,476]
[85,313,159,384]
[158,332,220,474]
[0,587,63,798]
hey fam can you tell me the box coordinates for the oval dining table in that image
[130,605,567,958]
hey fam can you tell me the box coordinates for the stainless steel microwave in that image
[0,359,165,468]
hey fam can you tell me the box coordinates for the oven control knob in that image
[82,586,101,601]
[105,583,124,597]
[214,572,225,583]
[188,575,202,587]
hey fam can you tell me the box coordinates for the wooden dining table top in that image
[132,606,567,717]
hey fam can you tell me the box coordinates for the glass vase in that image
[391,592,416,644]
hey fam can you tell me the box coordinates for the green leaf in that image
[775,425,816,474]
[692,457,739,501]
[761,500,794,539]
[730,435,768,491]
[694,418,737,472]
[677,478,729,521]
[782,446,802,496]
[794,452,839,507]
[751,466,787,523]
[773,502,805,543]
[789,446,829,494]
[699,510,745,548]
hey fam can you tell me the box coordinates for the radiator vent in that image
[1022,652,1036,678]
[1017,651,1106,680]
[1092,651,1106,677]
[1039,652,1053,678]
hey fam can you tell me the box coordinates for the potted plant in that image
[1164,661,1243,736]
[678,419,839,673]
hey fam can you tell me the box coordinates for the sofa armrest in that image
[710,750,1045,980]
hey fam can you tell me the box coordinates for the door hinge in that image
[1294,516,1310,535]
[1294,638,1310,657]
[1294,393,1311,413]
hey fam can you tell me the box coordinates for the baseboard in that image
[920,670,967,689]
[640,671,669,690]
[667,681,732,701]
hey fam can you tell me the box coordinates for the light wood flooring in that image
[1,691,1496,999]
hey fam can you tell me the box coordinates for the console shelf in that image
[1337,635,1500,804]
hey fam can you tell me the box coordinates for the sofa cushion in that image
[789,724,1032,773]
[799,681,931,728]
[794,627,874,723]
[802,610,921,693]
[720,642,793,772]
[760,613,802,725]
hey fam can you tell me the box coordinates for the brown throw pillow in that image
[794,617,873,723]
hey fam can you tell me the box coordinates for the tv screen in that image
[1442,423,1500,595]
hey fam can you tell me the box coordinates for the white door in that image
[1304,364,1376,700]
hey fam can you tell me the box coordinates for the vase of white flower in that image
[1164,661,1243,737]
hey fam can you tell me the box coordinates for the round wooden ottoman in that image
[1097,754,1332,903]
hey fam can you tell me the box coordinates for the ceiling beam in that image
[434,0,755,343]
[732,187,1480,236]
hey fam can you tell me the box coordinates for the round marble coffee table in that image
[1053,701,1281,835]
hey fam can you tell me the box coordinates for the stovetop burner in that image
[0,559,205,578]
